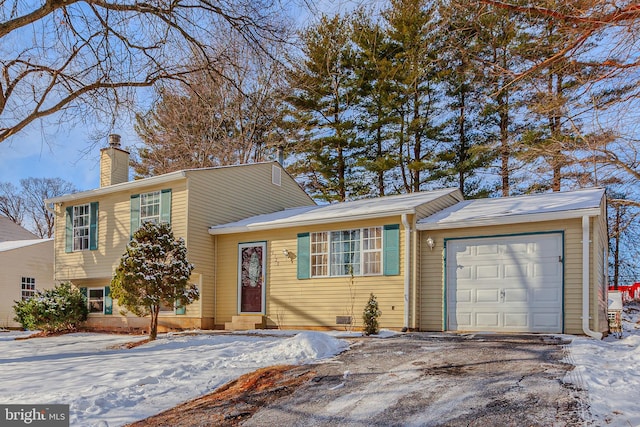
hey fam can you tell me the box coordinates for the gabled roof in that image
[417,187,605,230]
[45,161,292,204]
[0,238,53,252]
[0,216,38,242]
[209,188,463,234]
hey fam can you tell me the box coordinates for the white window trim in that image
[87,287,105,314]
[72,203,90,251]
[140,190,161,225]
[21,277,35,300]
[310,226,383,278]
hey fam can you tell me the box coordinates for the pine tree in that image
[285,14,364,202]
[111,222,198,340]
[383,0,442,193]
[362,293,382,336]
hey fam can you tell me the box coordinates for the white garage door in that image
[446,233,563,333]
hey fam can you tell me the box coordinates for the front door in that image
[238,242,266,313]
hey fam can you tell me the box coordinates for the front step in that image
[224,315,265,331]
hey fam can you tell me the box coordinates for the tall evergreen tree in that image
[383,0,443,193]
[285,14,363,202]
[351,10,398,197]
[471,0,528,196]
[433,0,495,197]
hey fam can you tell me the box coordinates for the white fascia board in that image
[45,171,187,204]
[209,210,415,235]
[416,207,602,231]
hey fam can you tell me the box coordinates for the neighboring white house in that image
[0,217,54,328]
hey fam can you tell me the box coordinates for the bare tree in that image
[21,177,77,238]
[0,182,24,225]
[0,178,76,237]
[0,0,289,144]
[133,28,288,177]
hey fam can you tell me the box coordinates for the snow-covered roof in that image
[0,238,53,252]
[209,188,463,234]
[417,187,605,230]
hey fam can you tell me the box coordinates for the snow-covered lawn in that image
[564,302,640,427]
[0,330,349,426]
[0,306,638,427]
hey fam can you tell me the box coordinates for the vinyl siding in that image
[215,216,407,330]
[419,218,599,335]
[51,162,314,330]
[53,180,188,281]
[593,199,609,333]
[184,163,315,320]
[0,241,54,328]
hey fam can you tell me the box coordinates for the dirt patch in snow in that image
[128,333,588,427]
[127,365,315,427]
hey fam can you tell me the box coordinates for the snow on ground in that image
[564,301,640,427]
[0,330,349,426]
[1,309,639,427]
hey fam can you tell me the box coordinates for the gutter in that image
[582,215,603,339]
[401,214,411,332]
[417,208,602,231]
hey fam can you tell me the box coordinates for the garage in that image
[446,233,563,333]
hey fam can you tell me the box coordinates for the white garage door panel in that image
[447,233,563,333]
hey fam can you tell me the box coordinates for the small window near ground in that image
[21,277,35,300]
[159,300,174,313]
[88,288,104,313]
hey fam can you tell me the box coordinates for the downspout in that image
[582,215,603,339]
[402,214,411,332]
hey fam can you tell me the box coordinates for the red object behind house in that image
[610,283,640,302]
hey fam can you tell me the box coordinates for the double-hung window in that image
[73,204,90,250]
[88,288,104,313]
[309,227,383,277]
[65,202,99,252]
[140,191,161,224]
[299,224,399,279]
[130,189,172,236]
[21,277,35,300]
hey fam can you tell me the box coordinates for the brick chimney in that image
[100,134,129,187]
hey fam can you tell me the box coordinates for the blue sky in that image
[0,121,140,192]
[0,1,358,194]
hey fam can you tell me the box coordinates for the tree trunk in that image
[150,306,159,341]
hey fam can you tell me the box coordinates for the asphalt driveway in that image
[244,333,586,427]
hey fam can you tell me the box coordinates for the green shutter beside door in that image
[65,207,73,253]
[297,233,310,279]
[383,224,400,276]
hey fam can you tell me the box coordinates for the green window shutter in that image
[79,287,87,299]
[297,232,310,279]
[89,202,99,250]
[160,189,172,224]
[104,286,112,315]
[383,224,400,276]
[175,303,186,315]
[65,207,73,253]
[130,194,140,238]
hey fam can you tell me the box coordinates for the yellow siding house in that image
[45,135,314,332]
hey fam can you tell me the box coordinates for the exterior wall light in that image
[426,237,435,250]
[282,249,296,262]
